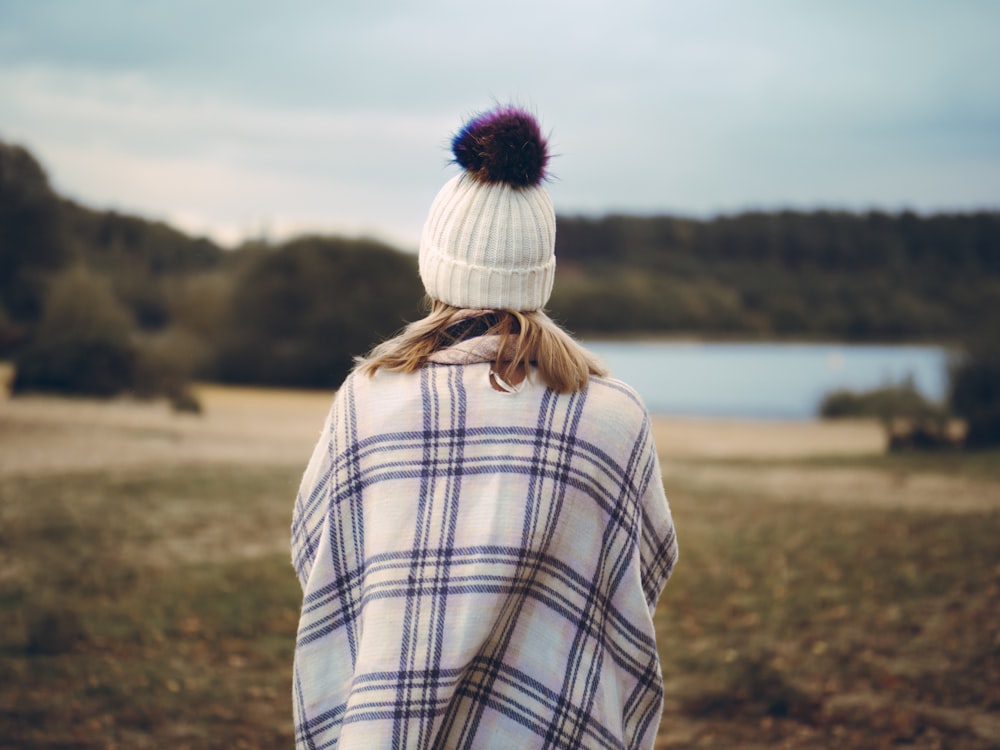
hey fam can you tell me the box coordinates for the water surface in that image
[583,341,949,419]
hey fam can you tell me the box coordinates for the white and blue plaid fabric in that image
[292,344,677,749]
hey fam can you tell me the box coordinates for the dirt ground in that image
[3,384,998,515]
[0,383,331,477]
[0,382,887,475]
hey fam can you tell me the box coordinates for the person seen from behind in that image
[291,104,678,749]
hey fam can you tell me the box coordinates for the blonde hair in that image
[356,300,607,394]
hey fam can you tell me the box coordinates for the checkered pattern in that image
[291,347,677,749]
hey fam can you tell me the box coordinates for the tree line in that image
[551,212,999,340]
[1,137,997,441]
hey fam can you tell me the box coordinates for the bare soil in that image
[0,383,332,477]
[0,384,897,476]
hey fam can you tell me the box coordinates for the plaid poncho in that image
[291,339,677,749]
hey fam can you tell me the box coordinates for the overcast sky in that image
[1,1,998,248]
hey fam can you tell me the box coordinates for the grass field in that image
[1,385,998,749]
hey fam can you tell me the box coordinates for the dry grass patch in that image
[0,465,303,749]
[656,486,1000,749]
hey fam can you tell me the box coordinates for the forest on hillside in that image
[552,212,1000,340]
[2,138,998,408]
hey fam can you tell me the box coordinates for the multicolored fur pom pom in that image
[452,106,549,188]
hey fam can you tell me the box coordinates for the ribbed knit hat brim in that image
[419,174,556,311]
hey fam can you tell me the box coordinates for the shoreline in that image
[579,333,960,349]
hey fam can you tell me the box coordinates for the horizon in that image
[12,135,996,253]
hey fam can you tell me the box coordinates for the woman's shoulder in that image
[334,366,428,423]
[579,375,655,432]
[586,375,649,413]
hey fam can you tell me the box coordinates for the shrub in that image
[819,378,942,421]
[949,341,1000,448]
[13,334,138,397]
[11,267,200,403]
[819,378,956,452]
[12,267,137,396]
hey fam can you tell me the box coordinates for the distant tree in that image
[0,141,72,332]
[584,210,998,340]
[818,377,957,451]
[5,137,1000,382]
[60,203,227,332]
[216,237,423,388]
[170,271,235,356]
[12,267,137,396]
[819,378,941,421]
[0,299,18,351]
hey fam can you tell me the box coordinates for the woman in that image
[291,105,678,749]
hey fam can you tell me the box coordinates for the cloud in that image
[1,1,998,246]
[0,65,459,245]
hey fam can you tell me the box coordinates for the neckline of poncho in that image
[426,334,513,366]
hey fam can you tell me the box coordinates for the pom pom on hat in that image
[419,104,557,312]
[452,106,549,188]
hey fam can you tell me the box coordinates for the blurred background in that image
[1,1,998,748]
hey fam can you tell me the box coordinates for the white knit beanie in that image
[419,106,556,312]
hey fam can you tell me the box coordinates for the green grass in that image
[1,460,998,748]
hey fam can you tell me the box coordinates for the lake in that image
[583,341,950,420]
